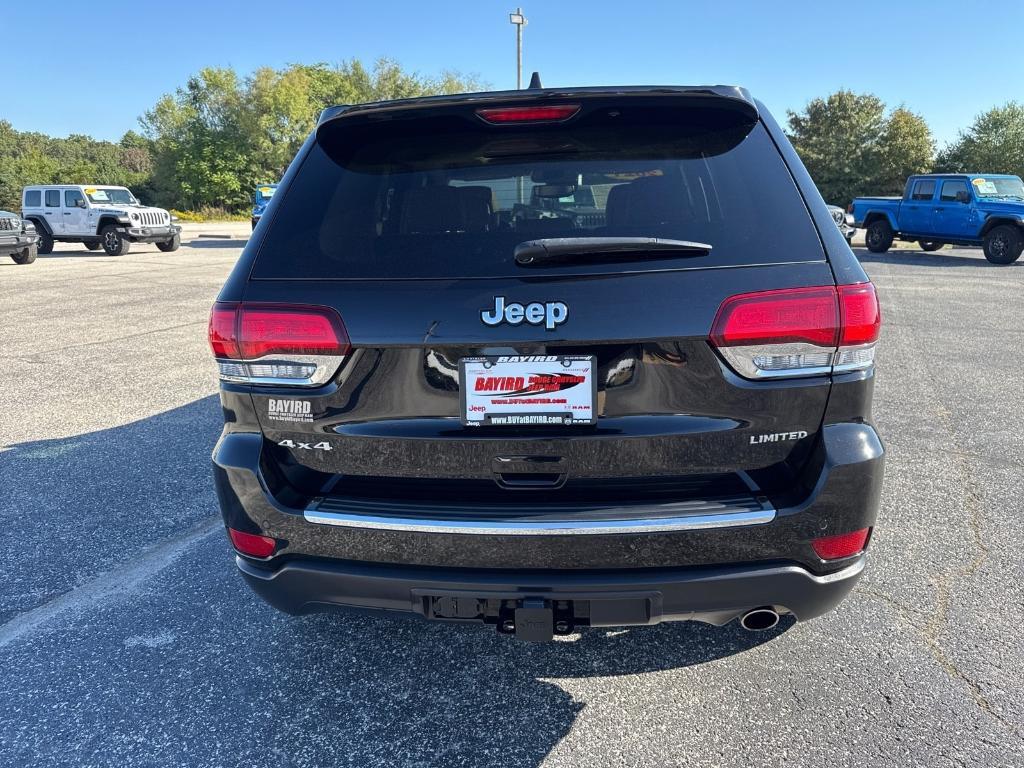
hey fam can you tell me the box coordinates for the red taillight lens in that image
[476,104,580,124]
[709,283,880,379]
[812,527,871,560]
[208,303,350,360]
[208,302,240,359]
[711,287,839,348]
[237,304,350,359]
[228,528,278,558]
[209,302,350,386]
[838,283,881,345]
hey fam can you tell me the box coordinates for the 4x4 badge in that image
[481,296,568,331]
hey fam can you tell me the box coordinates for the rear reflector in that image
[228,528,278,558]
[710,283,880,379]
[812,527,871,560]
[476,104,580,124]
[208,302,350,386]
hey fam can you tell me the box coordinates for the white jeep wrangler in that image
[21,185,181,256]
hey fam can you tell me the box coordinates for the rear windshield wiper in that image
[514,237,712,267]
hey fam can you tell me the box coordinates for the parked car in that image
[851,174,1024,264]
[827,204,855,243]
[21,185,181,256]
[209,84,883,641]
[251,183,278,230]
[0,211,39,264]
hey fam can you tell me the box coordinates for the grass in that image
[170,207,250,223]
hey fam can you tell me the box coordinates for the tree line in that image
[786,91,1024,206]
[0,63,1020,214]
[0,59,483,214]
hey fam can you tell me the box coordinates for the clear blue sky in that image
[5,1,1020,147]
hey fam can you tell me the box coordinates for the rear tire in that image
[36,228,54,254]
[10,245,37,264]
[156,233,180,252]
[983,225,1023,264]
[84,242,101,251]
[100,225,130,256]
[865,220,894,253]
[919,240,944,252]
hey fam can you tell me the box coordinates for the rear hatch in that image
[234,88,837,510]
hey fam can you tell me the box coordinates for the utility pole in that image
[509,8,527,89]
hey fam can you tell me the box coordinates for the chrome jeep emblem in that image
[480,296,568,331]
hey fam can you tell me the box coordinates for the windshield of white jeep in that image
[85,188,138,205]
[971,176,1024,200]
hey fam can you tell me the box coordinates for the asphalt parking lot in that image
[1,235,1022,767]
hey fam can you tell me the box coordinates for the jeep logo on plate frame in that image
[480,296,568,331]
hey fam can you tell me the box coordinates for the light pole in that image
[509,8,527,90]
[509,8,528,205]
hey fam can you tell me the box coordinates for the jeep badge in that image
[480,296,568,331]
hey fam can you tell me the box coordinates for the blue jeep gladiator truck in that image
[851,173,1024,264]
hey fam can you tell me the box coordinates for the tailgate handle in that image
[492,455,567,490]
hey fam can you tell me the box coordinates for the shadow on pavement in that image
[0,396,222,624]
[230,609,795,765]
[2,394,793,767]
[10,247,183,259]
[187,238,249,249]
[853,247,1022,268]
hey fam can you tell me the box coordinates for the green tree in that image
[787,91,934,206]
[0,58,484,213]
[874,107,934,195]
[936,102,1024,176]
[0,119,155,210]
[141,58,485,211]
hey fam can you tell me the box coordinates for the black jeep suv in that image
[210,85,883,641]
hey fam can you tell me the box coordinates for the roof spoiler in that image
[315,85,759,128]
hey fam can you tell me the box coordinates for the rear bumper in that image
[237,553,866,626]
[213,417,883,623]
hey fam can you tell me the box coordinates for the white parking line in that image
[0,516,221,649]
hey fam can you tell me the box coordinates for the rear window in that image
[24,190,41,207]
[252,114,823,280]
[911,180,935,201]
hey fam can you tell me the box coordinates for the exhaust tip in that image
[739,607,780,632]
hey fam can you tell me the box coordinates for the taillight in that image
[812,527,871,560]
[208,303,239,358]
[208,302,350,386]
[835,284,881,371]
[476,104,580,124]
[710,283,880,379]
[228,528,278,558]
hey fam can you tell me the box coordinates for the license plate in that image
[459,355,597,426]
